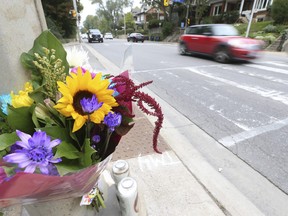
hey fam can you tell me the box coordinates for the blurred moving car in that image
[104,33,113,39]
[179,24,264,63]
[127,33,144,43]
[87,29,103,43]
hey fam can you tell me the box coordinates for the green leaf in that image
[32,108,40,128]
[54,141,80,160]
[55,158,84,176]
[7,105,35,134]
[2,165,17,177]
[20,52,37,71]
[39,126,74,143]
[0,132,18,151]
[79,138,96,167]
[20,30,69,75]
[29,86,47,103]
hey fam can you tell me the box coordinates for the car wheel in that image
[88,39,92,43]
[179,43,188,55]
[133,38,136,42]
[214,47,230,63]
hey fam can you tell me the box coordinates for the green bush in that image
[126,28,134,34]
[201,16,213,24]
[223,11,239,24]
[162,22,174,37]
[255,34,276,45]
[271,0,288,24]
[263,24,278,33]
[148,19,163,29]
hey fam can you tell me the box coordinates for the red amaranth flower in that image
[112,73,163,153]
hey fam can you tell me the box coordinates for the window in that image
[201,26,212,35]
[185,27,199,35]
[213,4,222,16]
[255,0,270,10]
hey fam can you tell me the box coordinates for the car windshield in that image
[90,30,100,33]
[212,25,239,36]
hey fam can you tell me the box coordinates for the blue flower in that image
[80,94,103,114]
[0,94,11,115]
[3,130,62,175]
[92,135,101,143]
[104,112,122,132]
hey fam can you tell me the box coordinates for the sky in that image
[80,0,141,25]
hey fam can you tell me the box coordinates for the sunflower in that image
[54,68,118,132]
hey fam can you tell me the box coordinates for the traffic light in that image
[69,9,77,19]
[71,10,77,18]
[164,0,169,6]
[187,18,190,26]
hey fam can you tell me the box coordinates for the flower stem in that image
[102,128,111,159]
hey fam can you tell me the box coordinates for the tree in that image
[125,12,136,29]
[83,15,101,30]
[271,0,288,24]
[41,0,83,39]
[91,0,132,31]
[193,0,209,24]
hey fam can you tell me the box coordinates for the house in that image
[134,3,165,26]
[209,0,274,22]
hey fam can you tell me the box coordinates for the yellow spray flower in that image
[11,82,34,108]
[54,67,118,132]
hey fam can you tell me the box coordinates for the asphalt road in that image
[84,38,288,195]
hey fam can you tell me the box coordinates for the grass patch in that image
[234,21,288,37]
[233,21,288,48]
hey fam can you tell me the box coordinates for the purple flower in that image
[3,130,62,175]
[92,135,101,143]
[104,112,122,132]
[80,95,103,114]
[70,67,96,78]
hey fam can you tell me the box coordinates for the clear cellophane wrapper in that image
[0,154,112,208]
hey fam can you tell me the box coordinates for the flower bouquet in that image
[0,31,163,209]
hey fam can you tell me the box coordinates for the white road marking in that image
[186,67,288,106]
[259,61,288,67]
[245,64,288,75]
[218,117,288,147]
[135,64,288,143]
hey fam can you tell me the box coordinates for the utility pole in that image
[124,14,126,36]
[72,0,81,42]
[185,0,192,28]
[246,0,258,37]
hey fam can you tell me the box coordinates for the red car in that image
[179,24,264,63]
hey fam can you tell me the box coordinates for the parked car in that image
[87,29,103,43]
[104,32,113,39]
[179,24,264,63]
[81,34,88,39]
[127,33,144,43]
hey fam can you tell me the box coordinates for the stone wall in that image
[0,0,47,94]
